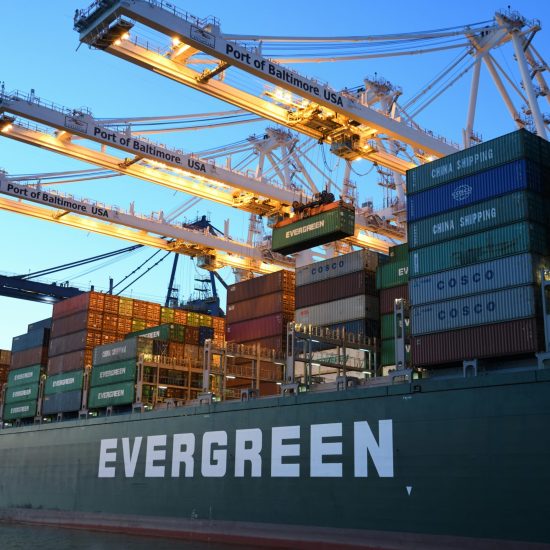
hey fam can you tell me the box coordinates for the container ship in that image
[0,129,549,549]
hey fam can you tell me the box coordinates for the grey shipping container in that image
[409,191,549,249]
[227,270,294,305]
[411,317,541,366]
[93,338,138,366]
[226,292,294,324]
[406,129,547,194]
[409,221,549,278]
[48,331,88,357]
[11,328,50,353]
[411,285,538,336]
[409,253,549,306]
[295,295,379,326]
[295,270,377,309]
[296,249,379,287]
[41,390,83,416]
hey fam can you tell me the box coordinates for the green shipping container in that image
[380,338,411,367]
[7,365,41,387]
[91,359,137,387]
[88,381,135,408]
[381,313,411,341]
[125,323,185,343]
[272,205,355,256]
[409,191,550,249]
[406,129,546,194]
[44,370,84,395]
[388,243,408,261]
[376,259,409,290]
[160,307,175,324]
[4,382,39,404]
[3,399,37,420]
[410,221,549,278]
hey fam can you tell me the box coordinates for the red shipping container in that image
[48,331,88,357]
[52,292,90,319]
[226,313,292,342]
[47,350,87,375]
[411,317,541,367]
[379,284,409,315]
[50,310,103,338]
[226,292,294,324]
[238,335,286,353]
[227,270,295,305]
[185,326,199,345]
[10,346,48,370]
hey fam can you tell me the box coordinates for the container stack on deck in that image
[294,249,380,350]
[0,349,11,388]
[225,270,295,352]
[2,319,51,422]
[407,129,550,367]
[377,244,410,368]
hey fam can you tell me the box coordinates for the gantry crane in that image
[0,171,294,274]
[0,89,402,252]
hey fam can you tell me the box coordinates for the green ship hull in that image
[0,369,549,549]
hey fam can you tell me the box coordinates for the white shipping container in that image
[295,295,379,325]
[411,284,537,336]
[296,250,379,287]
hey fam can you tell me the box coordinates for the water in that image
[0,523,269,550]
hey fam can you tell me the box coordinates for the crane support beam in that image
[0,176,292,274]
[0,93,401,250]
[75,0,458,163]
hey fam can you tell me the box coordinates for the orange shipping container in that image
[103,294,120,314]
[174,310,187,325]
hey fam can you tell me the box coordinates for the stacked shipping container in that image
[294,250,380,350]
[406,129,550,366]
[377,244,410,367]
[226,270,295,352]
[0,349,10,389]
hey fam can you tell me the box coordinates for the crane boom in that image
[0,174,292,274]
[0,90,402,251]
[74,0,458,171]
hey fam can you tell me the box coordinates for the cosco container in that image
[42,390,83,416]
[409,191,549,248]
[409,253,548,306]
[380,284,409,315]
[409,221,549,278]
[411,285,538,336]
[226,292,294,324]
[407,161,546,222]
[7,365,41,387]
[295,270,376,309]
[226,313,291,342]
[227,270,295,304]
[272,204,355,255]
[381,313,411,341]
[91,359,136,387]
[411,317,540,366]
[4,382,39,404]
[381,339,411,367]
[11,328,50,353]
[406,129,547,193]
[295,295,379,326]
[88,381,135,408]
[376,259,409,290]
[3,399,37,421]
[296,249,379,287]
[44,370,84,395]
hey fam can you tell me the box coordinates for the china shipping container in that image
[92,338,139,366]
[295,295,379,326]
[11,328,50,353]
[406,129,549,194]
[296,249,379,287]
[411,317,541,366]
[295,270,377,309]
[411,285,539,336]
[226,292,294,324]
[380,284,409,315]
[409,190,550,248]
[407,161,546,222]
[409,253,549,306]
[10,346,48,370]
[227,270,295,304]
[409,221,550,278]
[41,390,83,416]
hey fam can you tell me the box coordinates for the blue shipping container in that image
[411,284,537,336]
[42,390,83,416]
[407,160,544,222]
[198,326,215,345]
[409,253,548,306]
[11,328,50,353]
